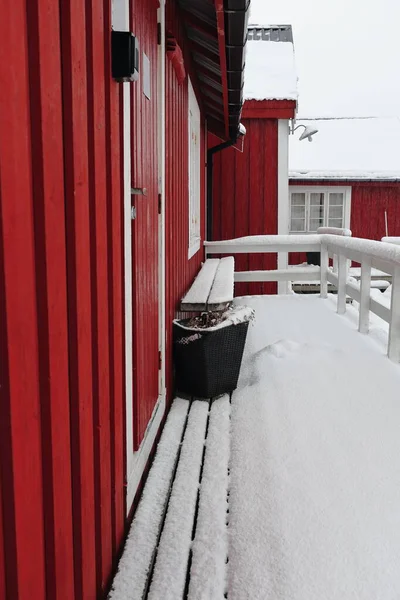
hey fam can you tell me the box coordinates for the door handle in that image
[131,187,147,196]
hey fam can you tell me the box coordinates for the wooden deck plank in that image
[110,396,233,600]
[148,401,209,600]
[109,399,189,600]
[188,395,231,599]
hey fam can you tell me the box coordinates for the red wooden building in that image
[211,27,400,279]
[210,25,298,294]
[288,117,400,245]
[0,0,249,598]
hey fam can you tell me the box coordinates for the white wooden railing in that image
[205,234,400,363]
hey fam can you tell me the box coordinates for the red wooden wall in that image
[164,0,206,400]
[130,0,160,448]
[0,0,125,598]
[289,179,400,264]
[210,118,279,295]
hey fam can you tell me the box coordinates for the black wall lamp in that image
[111,30,139,82]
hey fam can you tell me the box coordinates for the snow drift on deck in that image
[229,294,400,599]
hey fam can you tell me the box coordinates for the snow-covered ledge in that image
[382,237,400,245]
[205,234,400,363]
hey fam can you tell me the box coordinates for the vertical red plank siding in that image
[0,0,46,597]
[130,0,160,447]
[2,0,127,596]
[248,120,265,295]
[233,135,250,296]
[59,0,97,596]
[0,479,5,599]
[103,1,126,559]
[351,184,400,240]
[1,0,215,596]
[25,0,75,597]
[164,0,206,400]
[210,119,278,295]
[85,0,113,592]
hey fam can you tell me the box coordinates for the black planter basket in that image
[173,319,250,398]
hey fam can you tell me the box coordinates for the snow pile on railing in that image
[205,233,400,363]
[323,235,400,266]
[382,237,400,245]
[317,226,352,237]
[205,234,321,248]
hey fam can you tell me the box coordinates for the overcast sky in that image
[248,0,400,118]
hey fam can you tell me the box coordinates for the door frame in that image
[119,0,166,512]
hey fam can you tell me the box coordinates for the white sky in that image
[248,0,400,118]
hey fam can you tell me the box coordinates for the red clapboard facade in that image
[288,179,400,265]
[0,0,249,598]
[210,100,296,296]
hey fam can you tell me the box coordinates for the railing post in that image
[358,259,371,333]
[337,253,347,314]
[388,266,400,362]
[320,244,328,298]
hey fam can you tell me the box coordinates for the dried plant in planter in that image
[183,305,255,331]
[173,305,255,398]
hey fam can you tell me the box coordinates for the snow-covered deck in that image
[110,294,400,600]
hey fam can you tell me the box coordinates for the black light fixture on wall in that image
[111,30,139,82]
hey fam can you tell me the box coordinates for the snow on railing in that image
[317,226,352,237]
[205,234,400,363]
[382,236,400,245]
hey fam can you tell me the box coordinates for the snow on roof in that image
[244,26,298,102]
[289,117,400,180]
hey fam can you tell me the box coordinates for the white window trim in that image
[188,78,201,259]
[289,186,352,234]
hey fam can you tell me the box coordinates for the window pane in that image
[291,193,306,206]
[310,205,324,220]
[328,218,343,228]
[329,193,344,206]
[291,218,306,232]
[309,219,322,232]
[329,205,343,219]
[291,205,306,219]
[310,192,324,206]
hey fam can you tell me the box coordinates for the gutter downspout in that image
[207,136,238,240]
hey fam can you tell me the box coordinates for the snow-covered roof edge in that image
[244,25,298,102]
[289,170,400,182]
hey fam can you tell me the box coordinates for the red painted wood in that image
[233,134,251,296]
[131,0,160,447]
[248,120,265,295]
[0,477,5,599]
[103,0,126,560]
[164,0,206,400]
[0,1,47,597]
[85,0,113,592]
[0,0,212,596]
[350,184,400,240]
[210,119,279,295]
[59,0,97,596]
[242,99,296,119]
[25,1,75,597]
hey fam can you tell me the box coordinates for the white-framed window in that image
[289,186,351,233]
[188,78,201,258]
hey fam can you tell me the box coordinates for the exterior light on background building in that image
[290,122,319,142]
